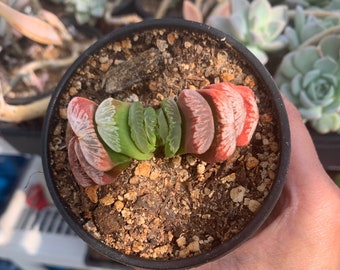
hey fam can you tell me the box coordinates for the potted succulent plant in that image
[42,18,290,269]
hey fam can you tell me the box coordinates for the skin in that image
[195,98,340,270]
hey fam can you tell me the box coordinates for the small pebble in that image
[230,186,246,202]
[246,157,259,170]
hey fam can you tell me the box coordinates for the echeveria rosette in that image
[207,0,288,64]
[275,35,340,134]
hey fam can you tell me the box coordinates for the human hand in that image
[195,98,340,270]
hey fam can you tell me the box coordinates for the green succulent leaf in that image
[128,101,152,154]
[292,46,319,73]
[95,97,121,153]
[311,113,340,134]
[249,0,271,29]
[299,88,318,108]
[299,106,322,119]
[104,147,132,167]
[230,14,249,41]
[291,73,303,96]
[280,82,299,104]
[319,35,340,61]
[302,69,321,88]
[144,107,157,150]
[279,53,300,78]
[314,57,338,73]
[161,98,182,158]
[285,27,300,50]
[95,97,153,161]
[156,108,169,146]
[300,20,325,44]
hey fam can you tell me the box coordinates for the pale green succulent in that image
[207,0,288,64]
[49,0,106,25]
[67,0,106,25]
[275,35,340,134]
[284,6,340,51]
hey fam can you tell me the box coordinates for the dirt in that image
[47,26,281,260]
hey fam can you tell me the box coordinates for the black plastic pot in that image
[42,19,290,269]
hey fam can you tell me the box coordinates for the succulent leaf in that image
[95,97,153,161]
[67,97,115,172]
[95,97,121,153]
[68,136,95,187]
[314,57,338,73]
[161,98,182,158]
[156,108,169,147]
[144,107,157,151]
[292,46,319,73]
[73,137,117,185]
[249,0,271,28]
[204,83,246,137]
[177,89,215,155]
[128,101,154,154]
[319,35,340,61]
[232,85,259,146]
[311,113,340,134]
[197,88,237,163]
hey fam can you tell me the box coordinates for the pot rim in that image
[42,18,290,270]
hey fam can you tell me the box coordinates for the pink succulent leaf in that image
[204,82,247,137]
[67,97,115,171]
[197,88,237,163]
[182,0,203,23]
[68,136,96,187]
[178,89,214,154]
[233,84,259,146]
[74,138,117,185]
[206,0,230,23]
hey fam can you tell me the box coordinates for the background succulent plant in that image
[206,0,289,64]
[49,0,106,25]
[284,6,340,50]
[275,35,340,134]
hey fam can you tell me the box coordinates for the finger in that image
[276,96,340,220]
